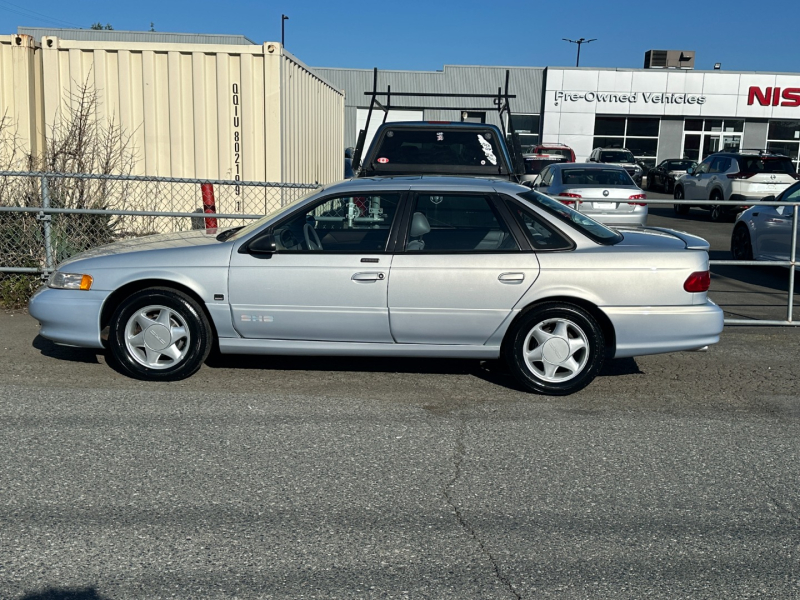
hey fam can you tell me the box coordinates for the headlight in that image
[48,271,93,290]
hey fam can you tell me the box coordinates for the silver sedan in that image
[29,176,722,396]
[731,181,800,264]
[530,163,648,226]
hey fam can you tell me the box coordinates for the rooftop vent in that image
[644,50,695,70]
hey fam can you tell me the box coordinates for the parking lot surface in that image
[645,191,799,323]
[1,302,799,598]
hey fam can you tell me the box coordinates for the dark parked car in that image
[647,159,697,193]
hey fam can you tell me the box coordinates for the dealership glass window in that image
[508,114,540,151]
[682,119,743,161]
[592,116,660,169]
[767,120,800,170]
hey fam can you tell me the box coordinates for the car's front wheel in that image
[505,303,605,396]
[673,186,689,215]
[108,288,212,381]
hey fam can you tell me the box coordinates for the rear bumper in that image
[604,302,724,359]
[28,286,109,348]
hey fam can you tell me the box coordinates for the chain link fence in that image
[0,171,319,307]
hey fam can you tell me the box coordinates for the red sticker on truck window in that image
[377,157,389,164]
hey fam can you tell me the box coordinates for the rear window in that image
[366,129,508,174]
[524,157,567,175]
[536,147,572,159]
[736,157,796,174]
[665,160,695,171]
[600,151,635,164]
[517,190,623,245]
[560,168,633,186]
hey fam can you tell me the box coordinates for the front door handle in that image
[498,272,525,284]
[352,272,385,282]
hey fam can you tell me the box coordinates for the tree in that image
[90,23,114,30]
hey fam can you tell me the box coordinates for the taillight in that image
[727,172,755,179]
[684,271,710,293]
[628,193,647,206]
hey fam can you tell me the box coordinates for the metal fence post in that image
[39,175,55,275]
[789,207,798,323]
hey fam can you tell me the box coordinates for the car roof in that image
[321,175,527,195]
[551,163,628,171]
[376,121,503,130]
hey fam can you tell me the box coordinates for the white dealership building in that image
[542,67,800,170]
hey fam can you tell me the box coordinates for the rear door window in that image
[404,194,519,252]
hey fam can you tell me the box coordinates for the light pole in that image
[563,37,596,67]
[281,14,289,47]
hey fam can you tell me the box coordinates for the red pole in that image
[201,183,217,229]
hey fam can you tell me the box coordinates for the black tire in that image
[646,174,655,191]
[731,224,753,260]
[505,303,605,396]
[709,194,724,222]
[673,186,689,215]
[108,287,212,381]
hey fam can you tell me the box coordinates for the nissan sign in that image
[747,86,800,107]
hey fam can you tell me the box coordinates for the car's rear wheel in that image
[108,288,212,381]
[505,303,605,396]
[731,224,753,260]
[673,186,689,215]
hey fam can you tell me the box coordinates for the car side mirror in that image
[761,195,776,203]
[242,233,276,256]
[686,166,695,175]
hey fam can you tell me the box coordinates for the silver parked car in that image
[29,176,722,396]
[731,180,800,264]
[530,163,648,226]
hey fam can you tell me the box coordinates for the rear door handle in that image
[498,272,525,284]
[352,272,385,282]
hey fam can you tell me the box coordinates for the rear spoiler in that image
[644,227,710,251]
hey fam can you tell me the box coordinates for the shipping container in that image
[0,34,44,166]
[38,37,344,191]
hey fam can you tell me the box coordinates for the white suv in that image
[673,151,798,221]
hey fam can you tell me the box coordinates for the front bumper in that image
[604,301,724,359]
[28,286,110,349]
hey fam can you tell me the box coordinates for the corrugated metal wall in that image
[313,65,545,148]
[280,49,344,184]
[38,38,343,186]
[0,34,43,163]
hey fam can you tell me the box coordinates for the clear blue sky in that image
[1,0,798,73]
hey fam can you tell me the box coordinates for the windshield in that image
[224,187,322,242]
[561,168,633,186]
[666,160,695,171]
[367,128,507,174]
[600,151,635,164]
[518,190,623,245]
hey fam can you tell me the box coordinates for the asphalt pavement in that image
[1,308,799,599]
